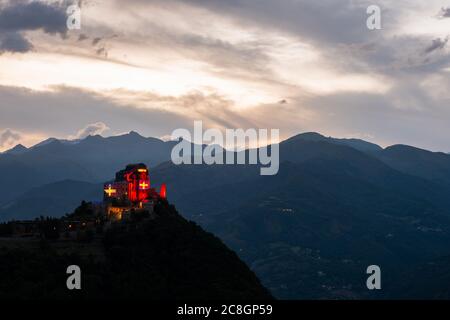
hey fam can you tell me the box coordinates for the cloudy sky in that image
[0,0,450,152]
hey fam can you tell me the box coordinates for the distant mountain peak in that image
[285,131,382,153]
[129,130,143,137]
[290,132,327,141]
[31,137,59,149]
[84,134,104,141]
[4,144,28,155]
[385,144,426,152]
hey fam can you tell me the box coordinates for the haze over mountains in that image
[2,131,450,299]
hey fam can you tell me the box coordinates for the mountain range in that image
[2,131,450,299]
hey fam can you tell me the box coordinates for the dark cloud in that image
[438,7,450,18]
[0,128,21,148]
[424,37,448,54]
[0,0,70,53]
[0,1,68,35]
[0,31,33,53]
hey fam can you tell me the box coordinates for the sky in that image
[0,0,450,152]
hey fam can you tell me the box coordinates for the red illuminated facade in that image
[104,163,166,205]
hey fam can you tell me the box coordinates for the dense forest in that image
[0,201,272,300]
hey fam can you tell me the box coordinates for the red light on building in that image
[103,163,167,205]
[160,183,167,199]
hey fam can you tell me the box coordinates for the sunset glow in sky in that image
[1,0,450,151]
